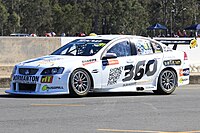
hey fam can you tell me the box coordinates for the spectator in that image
[61,33,66,37]
[177,30,183,37]
[189,31,194,37]
[79,32,86,37]
[75,32,86,37]
[51,32,56,37]
[183,30,187,37]
[45,32,56,37]
[30,33,37,37]
[45,32,52,37]
[89,33,97,36]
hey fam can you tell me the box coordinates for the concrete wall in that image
[0,37,61,65]
[0,36,200,72]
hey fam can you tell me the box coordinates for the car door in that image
[101,38,135,89]
[130,38,164,86]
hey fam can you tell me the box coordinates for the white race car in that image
[6,35,190,96]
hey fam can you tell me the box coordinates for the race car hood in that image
[18,55,89,68]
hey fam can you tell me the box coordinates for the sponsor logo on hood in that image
[23,56,63,64]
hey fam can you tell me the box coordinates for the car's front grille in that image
[18,83,36,92]
[19,68,38,75]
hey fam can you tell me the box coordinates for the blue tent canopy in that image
[147,23,168,30]
[185,24,200,30]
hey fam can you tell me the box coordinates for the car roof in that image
[83,35,151,41]
[82,35,131,40]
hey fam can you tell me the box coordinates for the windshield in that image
[51,39,110,56]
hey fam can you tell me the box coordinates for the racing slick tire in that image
[69,69,92,97]
[153,69,177,95]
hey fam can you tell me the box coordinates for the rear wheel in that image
[69,69,91,97]
[154,70,177,95]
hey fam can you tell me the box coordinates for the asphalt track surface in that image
[0,85,200,133]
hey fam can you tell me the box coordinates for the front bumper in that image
[5,90,69,95]
[6,74,70,95]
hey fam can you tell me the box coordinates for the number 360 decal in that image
[122,59,157,82]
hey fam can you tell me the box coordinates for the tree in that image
[20,0,52,35]
[7,11,20,33]
[0,0,9,35]
[0,0,200,36]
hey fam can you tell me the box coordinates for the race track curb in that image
[0,75,200,88]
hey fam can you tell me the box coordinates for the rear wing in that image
[153,37,198,50]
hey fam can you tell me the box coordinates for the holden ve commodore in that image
[6,35,190,96]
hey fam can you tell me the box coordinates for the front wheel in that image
[154,70,177,95]
[69,69,91,97]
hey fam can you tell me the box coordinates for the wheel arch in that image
[159,67,178,86]
[69,67,94,90]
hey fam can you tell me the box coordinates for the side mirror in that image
[102,53,117,60]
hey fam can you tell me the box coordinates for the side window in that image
[150,41,163,53]
[107,41,131,57]
[135,40,153,55]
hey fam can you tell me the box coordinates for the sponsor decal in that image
[123,82,136,87]
[107,67,123,85]
[102,59,119,66]
[41,76,53,83]
[157,39,191,45]
[78,39,103,43]
[190,39,198,49]
[38,58,63,65]
[13,75,39,83]
[106,59,158,86]
[123,59,157,82]
[145,86,154,89]
[107,59,157,86]
[38,61,55,65]
[82,59,97,66]
[179,68,190,76]
[163,46,172,52]
[42,85,64,91]
[97,43,106,47]
[23,57,62,65]
[179,78,189,83]
[163,59,181,66]
[23,57,51,64]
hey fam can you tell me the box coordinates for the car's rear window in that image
[51,39,110,56]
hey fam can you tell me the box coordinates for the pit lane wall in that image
[0,37,61,65]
